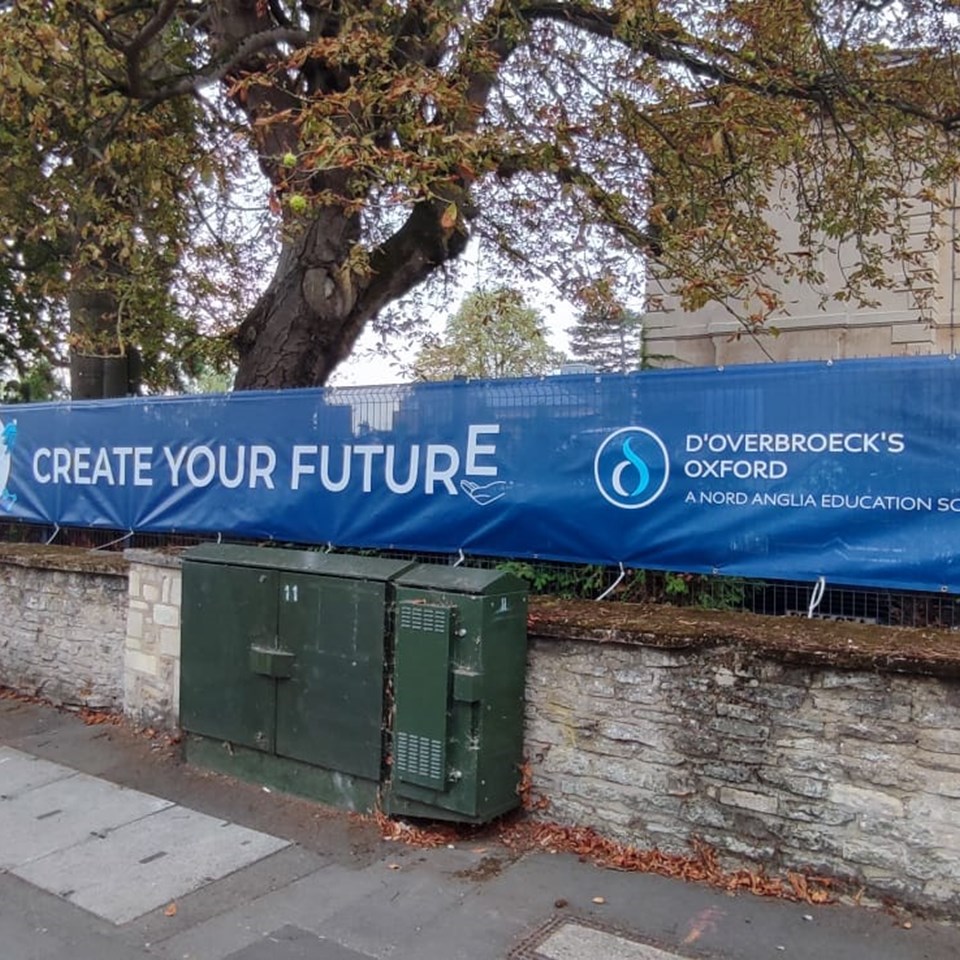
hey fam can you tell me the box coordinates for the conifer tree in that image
[568,309,645,374]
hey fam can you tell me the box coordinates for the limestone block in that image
[126,610,144,643]
[126,649,158,679]
[159,626,180,659]
[152,603,179,628]
[828,782,905,819]
[718,786,779,815]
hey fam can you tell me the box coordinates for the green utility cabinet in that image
[386,565,528,823]
[180,544,413,809]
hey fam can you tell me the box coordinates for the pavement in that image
[1,697,958,960]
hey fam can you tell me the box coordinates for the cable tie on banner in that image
[44,524,61,546]
[453,548,465,568]
[216,532,223,544]
[91,529,134,552]
[324,541,335,553]
[807,576,827,619]
[596,562,626,602]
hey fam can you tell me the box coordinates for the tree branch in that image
[267,0,294,31]
[125,0,180,57]
[518,0,619,39]
[390,0,445,70]
[133,26,311,104]
[519,1,960,130]
[356,194,471,321]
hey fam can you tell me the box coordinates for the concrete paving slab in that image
[152,861,399,960]
[0,872,151,960]
[15,804,290,925]
[384,892,538,960]
[0,746,75,798]
[317,859,474,958]
[0,770,173,869]
[133,845,328,944]
[223,925,375,960]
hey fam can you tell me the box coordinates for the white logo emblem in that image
[594,427,670,509]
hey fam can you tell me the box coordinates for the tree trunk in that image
[233,206,369,390]
[67,178,137,400]
[68,284,128,401]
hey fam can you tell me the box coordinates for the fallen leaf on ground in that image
[498,822,834,906]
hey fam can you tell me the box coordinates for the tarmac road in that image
[1,695,957,960]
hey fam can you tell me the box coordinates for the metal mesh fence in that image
[3,519,958,630]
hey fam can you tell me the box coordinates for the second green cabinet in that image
[387,565,528,823]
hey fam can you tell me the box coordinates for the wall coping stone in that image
[5,543,956,680]
[0,543,127,577]
[528,596,960,679]
[124,548,183,570]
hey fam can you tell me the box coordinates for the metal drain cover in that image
[511,917,695,960]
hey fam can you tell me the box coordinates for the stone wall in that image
[123,550,182,728]
[0,546,128,709]
[4,545,960,914]
[524,637,960,915]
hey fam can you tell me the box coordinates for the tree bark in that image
[67,250,134,401]
[214,0,498,390]
[68,284,139,400]
[234,193,471,390]
[233,205,367,389]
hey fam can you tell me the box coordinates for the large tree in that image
[3,1,960,393]
[0,0,263,395]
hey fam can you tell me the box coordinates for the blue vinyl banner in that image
[3,355,960,592]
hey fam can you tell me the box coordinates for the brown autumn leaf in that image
[164,903,177,917]
[498,821,833,906]
[366,809,457,848]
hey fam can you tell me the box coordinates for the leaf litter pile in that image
[0,688,182,756]
[1,686,121,726]
[497,821,833,905]
[358,808,833,907]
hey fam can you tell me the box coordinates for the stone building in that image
[643,188,960,367]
